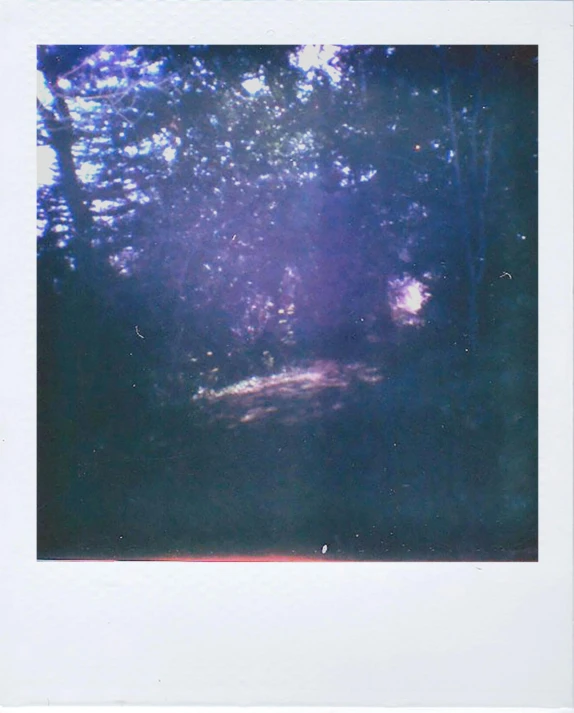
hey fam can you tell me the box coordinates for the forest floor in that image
[39,358,537,562]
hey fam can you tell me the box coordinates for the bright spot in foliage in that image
[92,198,124,214]
[388,275,431,326]
[291,45,342,85]
[401,282,427,312]
[37,145,58,186]
[37,71,54,107]
[77,162,102,184]
[163,146,177,163]
[242,75,266,95]
[109,246,137,277]
[359,168,377,183]
[96,75,120,90]
[145,60,164,76]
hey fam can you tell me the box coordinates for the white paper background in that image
[0,1,572,708]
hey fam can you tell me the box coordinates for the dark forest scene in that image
[37,45,537,561]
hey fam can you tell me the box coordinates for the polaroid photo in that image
[1,0,572,709]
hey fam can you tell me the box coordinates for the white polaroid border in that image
[0,1,572,709]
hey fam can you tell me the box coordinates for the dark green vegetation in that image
[37,45,537,560]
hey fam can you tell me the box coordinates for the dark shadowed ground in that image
[39,358,536,562]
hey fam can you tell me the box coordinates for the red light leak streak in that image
[57,554,339,563]
[155,554,326,562]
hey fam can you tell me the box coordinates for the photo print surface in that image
[37,45,538,561]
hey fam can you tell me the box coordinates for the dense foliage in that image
[37,45,537,560]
